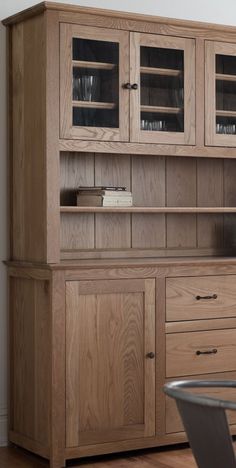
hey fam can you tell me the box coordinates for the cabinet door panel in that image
[66,278,155,447]
[130,33,195,145]
[60,24,129,141]
[206,41,236,146]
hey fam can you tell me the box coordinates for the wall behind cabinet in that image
[2,0,236,447]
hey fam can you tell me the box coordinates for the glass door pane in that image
[205,41,236,146]
[130,33,195,145]
[216,54,236,135]
[60,24,129,141]
[140,47,184,133]
[72,38,119,128]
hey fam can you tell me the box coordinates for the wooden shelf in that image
[72,60,116,70]
[141,105,182,114]
[216,73,236,82]
[60,206,236,214]
[140,66,182,77]
[216,109,236,118]
[72,100,116,110]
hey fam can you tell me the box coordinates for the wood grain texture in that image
[11,17,47,261]
[166,275,236,321]
[10,277,50,449]
[0,444,197,468]
[50,271,66,468]
[197,158,224,247]
[59,139,236,158]
[155,277,166,438]
[130,33,195,145]
[45,10,60,263]
[3,0,236,44]
[95,154,131,249]
[60,206,236,213]
[66,279,155,446]
[195,39,205,147]
[60,23,129,141]
[166,157,197,248]
[60,152,95,205]
[60,213,95,250]
[166,317,236,334]
[60,152,95,251]
[132,155,166,248]
[166,328,236,377]
[205,41,236,147]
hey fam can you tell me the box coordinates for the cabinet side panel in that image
[11,15,47,261]
[10,276,50,448]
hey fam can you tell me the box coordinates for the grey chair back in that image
[164,380,236,468]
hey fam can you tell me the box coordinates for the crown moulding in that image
[3,0,236,34]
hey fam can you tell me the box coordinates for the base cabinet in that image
[8,264,236,467]
[65,278,156,447]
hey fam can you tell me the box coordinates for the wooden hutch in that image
[4,2,236,467]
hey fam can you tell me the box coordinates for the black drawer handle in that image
[196,349,218,356]
[196,294,217,301]
[146,352,155,359]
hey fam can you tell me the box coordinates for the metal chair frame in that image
[164,380,236,468]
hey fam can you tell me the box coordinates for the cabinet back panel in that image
[60,152,236,258]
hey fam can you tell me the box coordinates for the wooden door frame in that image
[65,278,156,447]
[130,32,196,145]
[60,23,130,141]
[205,40,236,147]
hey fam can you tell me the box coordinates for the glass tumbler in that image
[73,75,100,102]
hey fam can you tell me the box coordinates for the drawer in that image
[166,275,236,321]
[166,328,236,378]
[166,372,236,434]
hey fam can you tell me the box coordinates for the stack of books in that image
[77,186,133,207]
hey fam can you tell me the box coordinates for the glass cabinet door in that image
[60,24,129,141]
[130,33,195,145]
[206,41,236,146]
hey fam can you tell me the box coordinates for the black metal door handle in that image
[196,294,217,300]
[146,352,155,359]
[131,83,138,90]
[196,349,218,356]
[123,83,132,89]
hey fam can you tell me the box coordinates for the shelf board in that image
[72,100,116,110]
[72,60,116,70]
[141,105,182,114]
[141,66,182,77]
[216,109,236,118]
[216,73,236,82]
[60,206,236,214]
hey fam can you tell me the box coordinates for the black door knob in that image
[123,83,132,89]
[131,83,138,90]
[146,352,155,359]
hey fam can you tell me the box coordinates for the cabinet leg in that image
[50,455,66,468]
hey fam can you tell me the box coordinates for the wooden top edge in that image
[5,256,236,270]
[2,0,236,34]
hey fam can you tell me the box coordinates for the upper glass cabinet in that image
[60,24,129,141]
[130,33,196,145]
[206,41,236,146]
[60,25,196,145]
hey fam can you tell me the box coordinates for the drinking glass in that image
[73,75,100,101]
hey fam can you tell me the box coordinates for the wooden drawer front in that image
[166,329,236,378]
[166,372,236,434]
[166,275,236,321]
